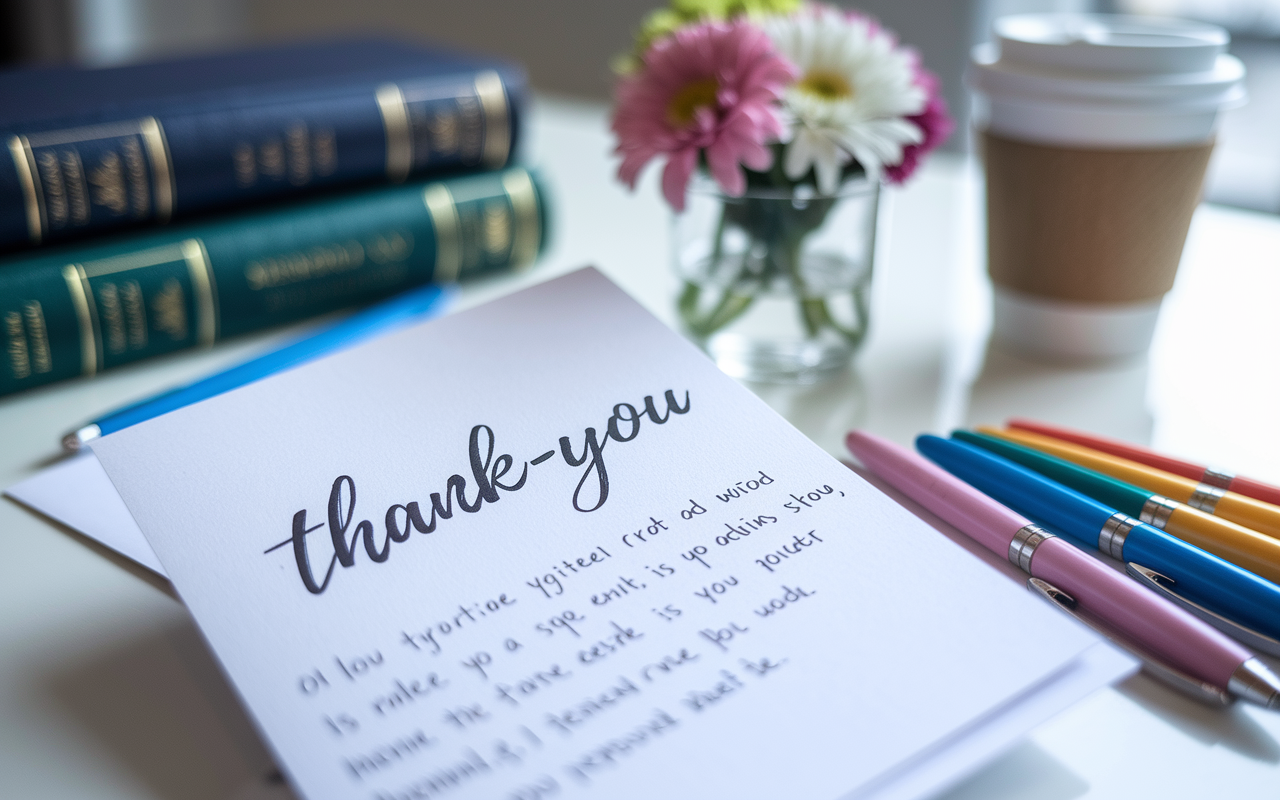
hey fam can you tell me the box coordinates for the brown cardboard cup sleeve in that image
[983,132,1214,305]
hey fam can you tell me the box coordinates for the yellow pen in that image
[968,427,1280,584]
[982,426,1280,542]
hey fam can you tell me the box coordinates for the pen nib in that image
[61,424,101,452]
[1228,658,1280,710]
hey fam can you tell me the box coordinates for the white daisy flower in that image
[765,7,927,193]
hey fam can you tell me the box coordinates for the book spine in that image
[0,167,544,397]
[0,70,519,249]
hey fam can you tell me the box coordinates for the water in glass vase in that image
[674,177,878,384]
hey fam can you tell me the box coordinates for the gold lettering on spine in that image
[89,151,129,214]
[244,241,366,290]
[313,129,337,176]
[61,150,90,224]
[475,71,510,169]
[23,301,52,373]
[286,122,311,186]
[232,142,257,187]
[20,118,169,228]
[68,241,211,362]
[8,135,43,242]
[120,138,150,218]
[258,139,286,178]
[37,151,68,227]
[151,279,188,341]
[98,282,127,354]
[63,264,101,376]
[502,169,540,269]
[120,281,147,349]
[377,83,412,182]
[482,200,511,257]
[4,311,30,379]
[423,184,461,282]
[139,117,174,222]
[182,238,218,346]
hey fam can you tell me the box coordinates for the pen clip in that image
[1125,563,1280,659]
[1026,577,1233,707]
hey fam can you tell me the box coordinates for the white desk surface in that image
[2,97,1279,800]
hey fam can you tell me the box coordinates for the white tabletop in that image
[2,97,1278,800]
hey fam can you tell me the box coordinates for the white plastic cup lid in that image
[995,13,1227,75]
[970,13,1245,110]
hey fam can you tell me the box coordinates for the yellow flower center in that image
[797,69,854,101]
[667,79,719,127]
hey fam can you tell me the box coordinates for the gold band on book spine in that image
[376,83,413,183]
[63,264,99,376]
[9,135,44,243]
[474,71,510,169]
[503,169,539,268]
[64,241,218,374]
[12,118,174,236]
[182,238,218,345]
[139,117,175,222]
[423,184,461,282]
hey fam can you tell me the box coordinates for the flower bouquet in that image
[612,0,952,381]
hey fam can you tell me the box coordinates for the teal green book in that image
[0,166,546,397]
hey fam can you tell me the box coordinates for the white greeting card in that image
[90,268,1126,800]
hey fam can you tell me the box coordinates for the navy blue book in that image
[0,39,526,250]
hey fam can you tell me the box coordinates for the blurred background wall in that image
[0,0,1088,146]
[2,0,1278,211]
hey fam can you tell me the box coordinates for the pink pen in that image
[846,430,1280,709]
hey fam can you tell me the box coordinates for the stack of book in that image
[0,39,548,398]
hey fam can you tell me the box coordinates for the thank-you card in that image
[92,269,1124,800]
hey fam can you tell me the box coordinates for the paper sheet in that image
[27,270,1130,800]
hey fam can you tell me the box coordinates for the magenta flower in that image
[612,21,798,211]
[884,64,953,185]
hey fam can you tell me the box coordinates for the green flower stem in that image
[679,279,755,337]
[763,223,829,340]
[679,185,871,347]
[800,297,830,339]
[680,202,759,338]
[709,204,727,266]
[809,295,868,346]
[773,232,821,338]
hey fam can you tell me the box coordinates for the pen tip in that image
[61,424,101,453]
[1229,658,1280,711]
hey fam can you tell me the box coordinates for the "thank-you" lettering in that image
[268,390,691,595]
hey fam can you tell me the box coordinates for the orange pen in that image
[980,426,1280,542]
[1008,418,1280,508]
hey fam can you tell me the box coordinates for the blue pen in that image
[916,434,1280,649]
[63,283,455,450]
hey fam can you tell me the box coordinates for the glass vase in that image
[673,174,879,384]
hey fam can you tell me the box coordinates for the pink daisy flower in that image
[612,21,798,211]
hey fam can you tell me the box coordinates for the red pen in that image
[1009,418,1280,509]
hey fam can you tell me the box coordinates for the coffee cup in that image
[968,14,1246,360]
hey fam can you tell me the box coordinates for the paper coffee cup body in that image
[969,14,1245,359]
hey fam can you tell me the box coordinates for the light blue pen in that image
[63,283,455,450]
